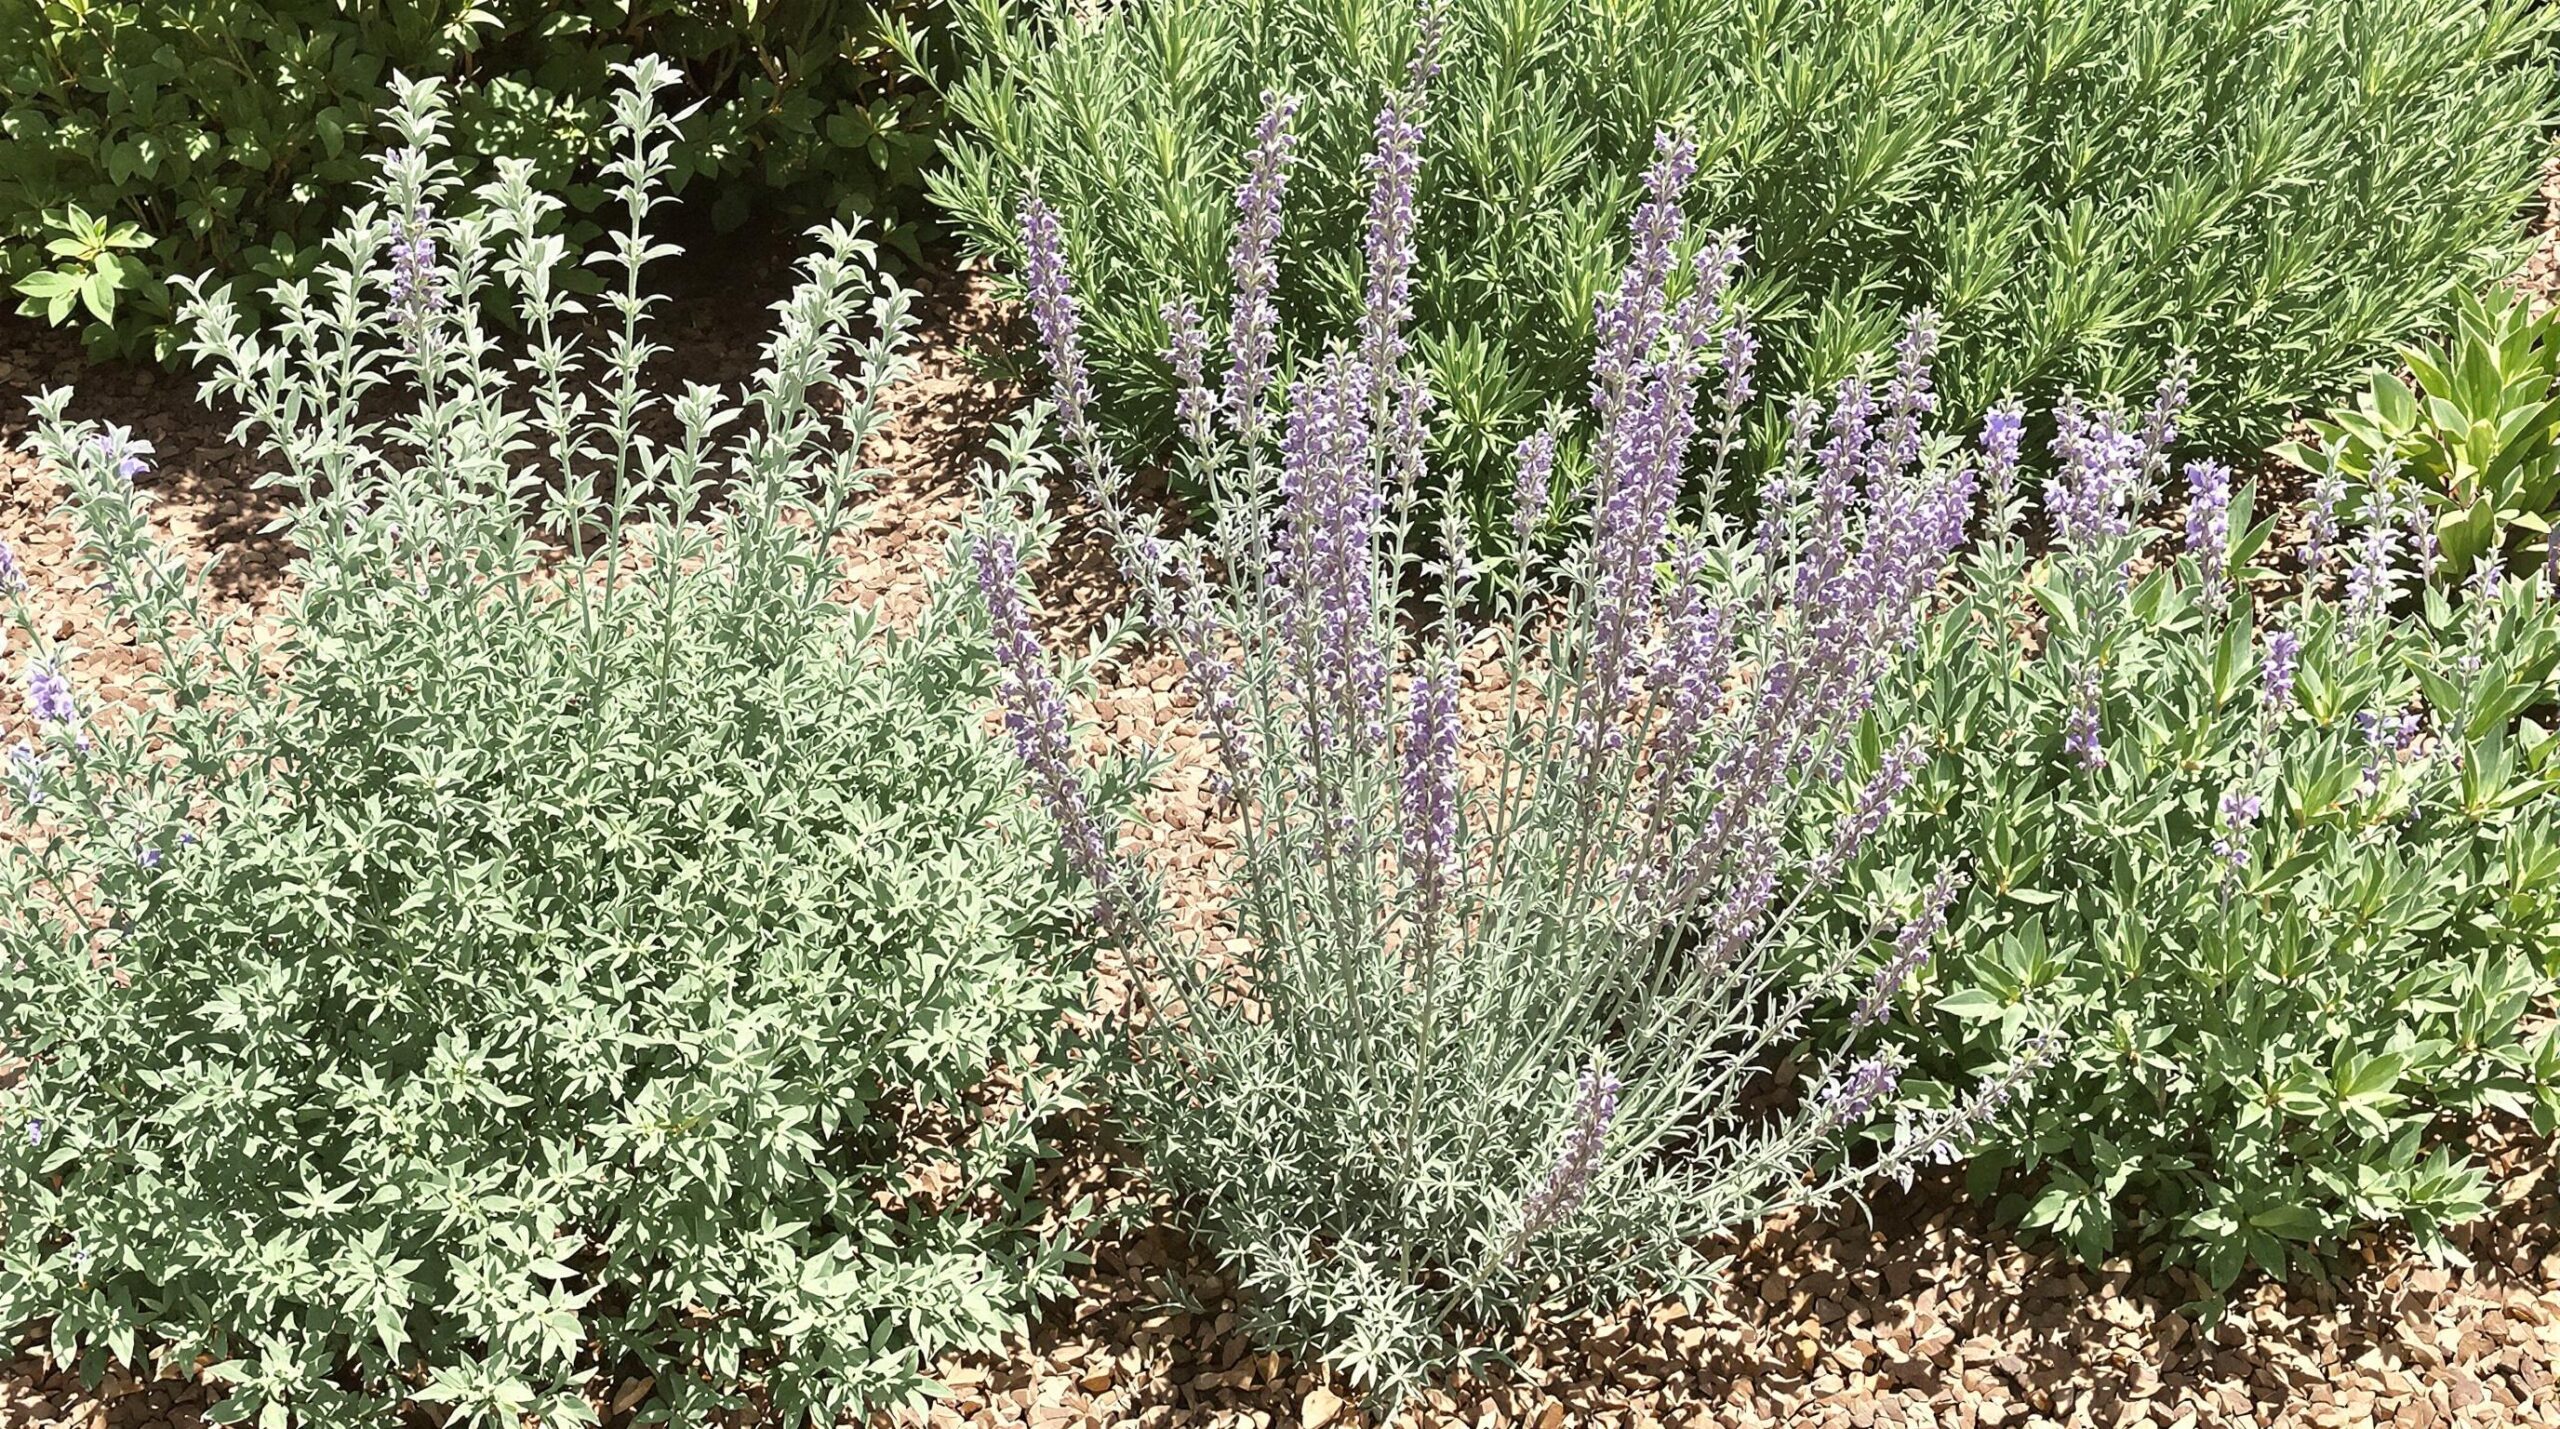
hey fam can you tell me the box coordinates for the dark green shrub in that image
[0,0,954,358]
[932,0,2552,501]
[0,69,1094,1426]
[1807,434,2560,1290]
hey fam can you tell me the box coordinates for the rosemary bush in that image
[969,67,2050,1391]
[934,0,2551,496]
[1806,408,2560,1287]
[0,65,1091,1428]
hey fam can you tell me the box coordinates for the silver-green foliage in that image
[933,0,2551,488]
[0,64,1087,1429]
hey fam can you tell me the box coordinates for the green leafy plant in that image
[8,203,152,324]
[0,0,957,358]
[932,0,2552,508]
[1810,413,2560,1291]
[0,66,1091,1427]
[2277,289,2560,580]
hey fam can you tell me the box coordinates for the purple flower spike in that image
[1518,1065,1622,1242]
[2262,628,2300,711]
[2343,485,2403,633]
[2214,788,2262,880]
[385,203,444,346]
[1163,295,1216,450]
[0,540,24,595]
[1978,399,2026,537]
[1224,92,1302,432]
[2063,667,2106,771]
[2304,471,2347,575]
[1020,197,1100,469]
[1853,866,1960,1030]
[1510,428,1556,551]
[1398,661,1463,931]
[1275,354,1390,751]
[1817,1054,1903,1131]
[1357,94,1429,395]
[2184,459,2232,604]
[972,532,1117,900]
[25,658,75,726]
[89,425,152,481]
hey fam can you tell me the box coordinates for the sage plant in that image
[972,83,2046,1388]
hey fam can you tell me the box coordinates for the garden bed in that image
[2,202,2557,1428]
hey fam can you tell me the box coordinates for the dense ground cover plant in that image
[968,60,2058,1391]
[2,0,954,358]
[0,66,1092,1427]
[1807,410,2560,1288]
[933,0,2551,500]
[2278,289,2560,583]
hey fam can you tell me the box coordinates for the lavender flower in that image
[385,202,443,344]
[2467,555,2505,604]
[2137,358,2193,498]
[135,843,162,870]
[972,532,1118,900]
[1978,399,2026,539]
[2214,788,2262,880]
[2184,458,2232,603]
[0,540,23,595]
[25,658,74,726]
[2406,496,2442,585]
[1510,427,1556,552]
[2304,470,2348,575]
[5,741,38,807]
[1356,95,1428,394]
[1163,294,1216,450]
[1224,92,1302,431]
[1853,866,1960,1030]
[1816,734,1921,880]
[1275,354,1391,750]
[1718,316,1759,416]
[1816,1054,1903,1131]
[2343,486,2402,633]
[1020,197,1100,467]
[1878,309,1941,467]
[1517,1065,1621,1244]
[2261,628,2300,712]
[2045,396,2141,551]
[1398,662,1463,934]
[88,425,151,481]
[2063,667,2106,770]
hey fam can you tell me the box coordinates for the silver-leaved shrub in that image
[967,63,2052,1393]
[0,64,1093,1428]
[1802,407,2560,1290]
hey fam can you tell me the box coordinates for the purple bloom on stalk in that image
[25,658,74,726]
[1163,295,1216,450]
[1398,661,1463,930]
[1878,310,1941,466]
[0,540,23,595]
[972,532,1118,901]
[385,203,443,345]
[1853,866,1960,1030]
[23,1118,36,1146]
[2262,628,2300,711]
[2467,556,2505,603]
[2343,486,2402,633]
[135,843,161,870]
[1224,92,1302,431]
[2304,471,2347,575]
[89,425,151,481]
[1019,197,1100,469]
[2405,496,2442,584]
[1978,399,2026,537]
[2214,788,2262,880]
[2137,359,2193,498]
[1817,1054,1903,1131]
[1517,1065,1622,1243]
[2063,668,2105,771]
[2185,459,2232,604]
[1510,428,1556,551]
[1718,317,1759,415]
[1357,94,1428,395]
[1815,734,1921,881]
[2044,396,2142,551]
[1274,354,1390,749]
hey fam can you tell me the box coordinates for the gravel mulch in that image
[2,209,2558,1429]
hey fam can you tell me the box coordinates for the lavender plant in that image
[969,80,2050,1389]
[0,66,1098,1427]
[1802,396,2560,1288]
